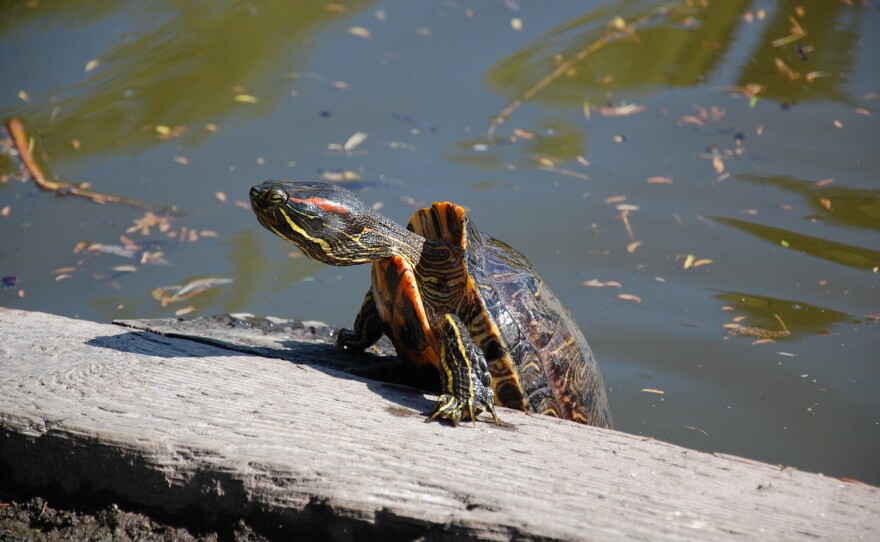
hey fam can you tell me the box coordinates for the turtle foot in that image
[427,393,500,427]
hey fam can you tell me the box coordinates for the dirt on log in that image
[0,308,877,541]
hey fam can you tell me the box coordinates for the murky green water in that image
[2,1,878,485]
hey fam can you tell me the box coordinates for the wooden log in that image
[0,308,877,540]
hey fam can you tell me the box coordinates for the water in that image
[1,1,878,485]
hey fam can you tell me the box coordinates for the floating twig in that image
[488,3,682,138]
[6,117,155,209]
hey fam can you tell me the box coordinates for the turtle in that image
[249,181,612,428]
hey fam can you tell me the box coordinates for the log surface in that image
[1,308,877,541]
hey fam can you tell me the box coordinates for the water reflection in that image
[484,0,864,122]
[714,290,857,338]
[1,1,370,168]
[736,2,864,104]
[736,174,880,232]
[450,121,587,170]
[224,227,325,312]
[713,216,880,271]
[485,1,747,104]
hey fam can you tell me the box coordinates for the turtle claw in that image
[427,393,497,427]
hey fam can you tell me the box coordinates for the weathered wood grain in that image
[1,308,877,541]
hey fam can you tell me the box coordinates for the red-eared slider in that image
[249,181,612,428]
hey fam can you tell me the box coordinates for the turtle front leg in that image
[428,314,500,427]
[337,290,384,352]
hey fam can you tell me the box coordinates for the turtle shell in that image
[407,202,612,428]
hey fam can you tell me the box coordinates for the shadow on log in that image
[1,308,878,541]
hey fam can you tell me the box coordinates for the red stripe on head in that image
[291,197,349,215]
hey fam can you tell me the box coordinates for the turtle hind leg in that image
[427,314,499,427]
[337,290,384,352]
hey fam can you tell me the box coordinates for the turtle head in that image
[249,181,401,265]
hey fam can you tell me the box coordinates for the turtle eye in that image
[267,189,287,206]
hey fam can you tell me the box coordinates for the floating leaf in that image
[582,279,622,288]
[641,388,664,395]
[153,277,233,306]
[774,57,800,81]
[85,59,101,73]
[348,26,371,38]
[140,251,169,265]
[234,94,259,104]
[680,254,712,269]
[647,176,673,184]
[771,16,806,47]
[320,170,362,182]
[88,244,136,259]
[598,103,646,117]
[626,241,642,253]
[617,293,642,303]
[343,132,368,151]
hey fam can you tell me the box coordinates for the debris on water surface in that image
[2,276,17,289]
[152,277,234,307]
[5,118,153,208]
[348,26,371,39]
[597,103,646,117]
[771,15,806,48]
[582,279,622,288]
[535,157,591,181]
[684,426,709,437]
[724,314,791,342]
[319,169,362,183]
[127,212,172,236]
[343,132,368,151]
[678,254,713,270]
